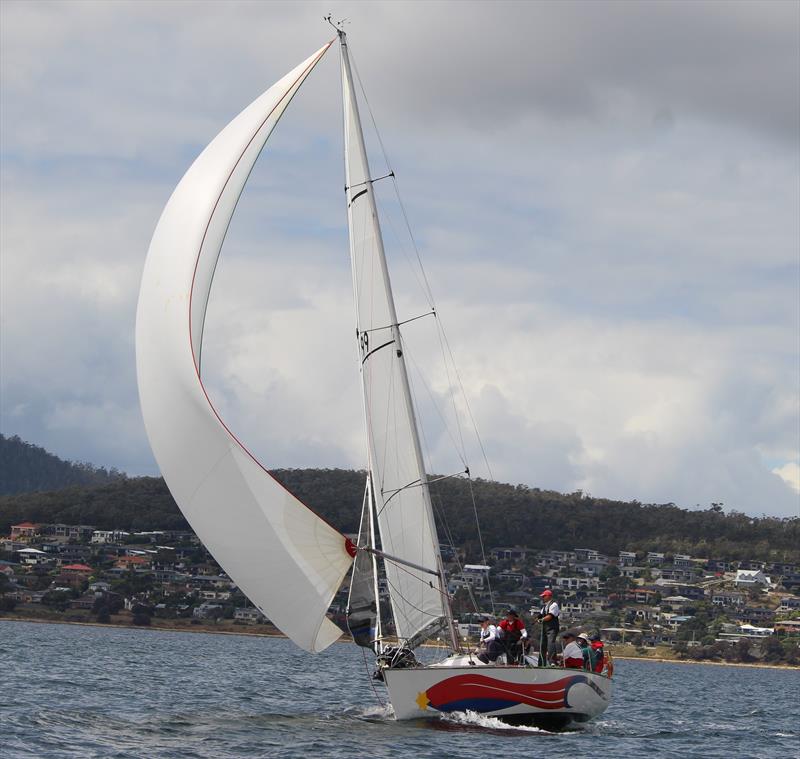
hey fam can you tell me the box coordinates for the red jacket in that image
[591,640,605,673]
[498,618,526,640]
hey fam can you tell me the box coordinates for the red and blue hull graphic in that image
[423,672,588,713]
[383,662,612,723]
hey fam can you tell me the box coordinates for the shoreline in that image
[608,653,796,670]
[3,615,797,670]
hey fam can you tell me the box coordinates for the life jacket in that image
[540,600,560,632]
[591,640,605,673]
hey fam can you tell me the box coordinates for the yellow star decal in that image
[416,690,430,710]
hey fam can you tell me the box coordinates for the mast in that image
[337,29,460,652]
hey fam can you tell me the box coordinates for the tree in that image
[95,605,111,623]
[0,596,17,612]
[132,612,151,626]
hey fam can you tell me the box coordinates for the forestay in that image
[339,36,448,645]
[136,42,354,654]
[346,479,380,648]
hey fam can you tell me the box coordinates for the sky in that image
[1,0,798,518]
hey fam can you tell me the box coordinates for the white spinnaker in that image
[340,37,447,644]
[136,42,354,654]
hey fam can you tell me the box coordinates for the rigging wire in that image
[361,647,386,706]
[346,37,500,635]
[348,48,435,307]
[430,494,482,616]
[383,566,451,617]
[403,343,468,469]
[349,42,494,485]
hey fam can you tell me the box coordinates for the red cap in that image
[540,589,553,597]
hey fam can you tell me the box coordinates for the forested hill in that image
[0,434,124,495]
[0,465,797,562]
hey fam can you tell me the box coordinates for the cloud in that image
[773,462,800,493]
[1,1,798,518]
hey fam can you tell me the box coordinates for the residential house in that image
[199,589,231,601]
[57,545,93,563]
[779,574,800,591]
[673,554,693,568]
[10,522,40,540]
[70,593,100,610]
[552,576,599,591]
[768,562,798,577]
[560,597,605,620]
[496,571,525,585]
[647,552,666,566]
[618,551,637,566]
[711,590,746,608]
[736,623,773,638]
[16,547,50,566]
[193,601,224,619]
[463,564,491,578]
[234,607,267,624]
[659,567,698,583]
[91,530,130,544]
[739,607,775,625]
[39,524,96,542]
[56,563,93,587]
[490,547,529,563]
[735,569,771,588]
[576,558,609,577]
[536,550,577,568]
[774,620,800,635]
[1,540,28,553]
[663,614,694,629]
[661,595,694,613]
[633,606,661,623]
[115,555,152,571]
[652,581,705,600]
[718,623,773,640]
[776,597,800,613]
[625,589,660,605]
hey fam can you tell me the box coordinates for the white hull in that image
[384,662,612,727]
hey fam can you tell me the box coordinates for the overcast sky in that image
[1,0,798,518]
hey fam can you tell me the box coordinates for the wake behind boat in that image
[135,21,612,728]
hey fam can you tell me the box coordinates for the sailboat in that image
[136,26,612,728]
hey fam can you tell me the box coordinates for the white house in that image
[735,569,771,588]
[16,548,50,566]
[91,530,129,544]
[234,607,267,624]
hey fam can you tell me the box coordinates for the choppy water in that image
[2,620,798,758]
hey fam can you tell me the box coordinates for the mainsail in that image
[136,42,354,654]
[339,34,450,645]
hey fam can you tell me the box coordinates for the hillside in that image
[1,462,797,562]
[0,434,123,495]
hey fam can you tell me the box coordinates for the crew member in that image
[590,633,605,674]
[577,632,592,670]
[497,608,528,664]
[475,617,497,662]
[561,631,584,669]
[536,589,560,666]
